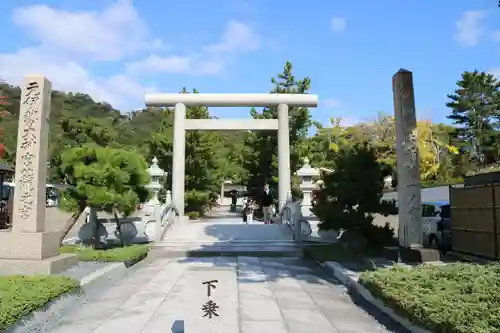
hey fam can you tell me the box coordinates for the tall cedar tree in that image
[446,70,500,166]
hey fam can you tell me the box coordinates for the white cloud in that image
[126,55,192,74]
[12,0,158,61]
[489,68,500,79]
[126,20,260,75]
[0,48,155,110]
[454,10,487,47]
[0,1,261,110]
[330,17,346,33]
[205,20,260,54]
[0,1,161,110]
[323,98,341,108]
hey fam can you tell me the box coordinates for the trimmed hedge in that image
[0,275,79,330]
[187,211,200,220]
[60,244,149,265]
[359,263,500,333]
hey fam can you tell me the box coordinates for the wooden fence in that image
[450,185,500,259]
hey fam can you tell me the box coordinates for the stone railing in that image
[66,190,180,245]
[278,191,312,243]
[147,203,179,242]
[142,190,180,242]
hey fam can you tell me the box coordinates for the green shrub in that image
[0,275,79,330]
[60,244,149,262]
[187,211,200,220]
[312,145,398,251]
[360,263,500,333]
[185,190,210,216]
[360,222,397,250]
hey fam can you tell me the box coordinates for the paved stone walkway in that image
[52,256,405,333]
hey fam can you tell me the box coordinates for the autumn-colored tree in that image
[417,120,459,180]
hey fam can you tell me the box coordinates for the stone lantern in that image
[146,157,166,205]
[296,157,320,217]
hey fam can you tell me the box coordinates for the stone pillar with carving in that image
[0,76,77,275]
[392,69,423,248]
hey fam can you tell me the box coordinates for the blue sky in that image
[0,0,499,127]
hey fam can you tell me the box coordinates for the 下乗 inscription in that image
[201,279,219,319]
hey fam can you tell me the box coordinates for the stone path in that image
[51,256,406,333]
[156,217,294,245]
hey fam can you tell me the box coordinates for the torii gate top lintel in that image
[144,93,318,108]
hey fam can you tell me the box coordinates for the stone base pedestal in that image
[0,230,62,259]
[0,254,78,275]
[0,230,78,275]
[383,246,442,263]
[301,205,313,217]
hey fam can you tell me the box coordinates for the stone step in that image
[150,247,302,258]
[151,239,301,258]
[154,240,296,246]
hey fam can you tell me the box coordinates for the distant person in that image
[230,190,237,212]
[243,198,255,224]
[261,184,273,224]
[84,206,91,223]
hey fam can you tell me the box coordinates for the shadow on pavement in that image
[148,219,410,332]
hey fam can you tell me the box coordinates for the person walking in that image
[261,184,273,224]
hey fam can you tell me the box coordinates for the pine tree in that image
[242,61,313,193]
[446,70,500,166]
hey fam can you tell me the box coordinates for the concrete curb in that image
[78,262,128,298]
[5,262,129,333]
[320,261,432,333]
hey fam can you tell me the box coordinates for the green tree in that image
[447,70,500,167]
[243,61,313,193]
[57,145,150,246]
[49,115,119,182]
[311,144,397,251]
[148,89,223,215]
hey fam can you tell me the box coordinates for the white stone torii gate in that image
[144,93,319,217]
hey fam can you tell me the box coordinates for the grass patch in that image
[359,263,500,333]
[60,244,150,264]
[0,275,79,330]
[302,244,379,263]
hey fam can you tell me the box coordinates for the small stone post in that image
[166,190,172,205]
[0,76,77,275]
[392,69,423,248]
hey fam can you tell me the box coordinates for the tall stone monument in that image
[391,69,439,261]
[0,76,77,275]
[393,69,422,248]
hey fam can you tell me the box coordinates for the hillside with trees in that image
[1,66,499,216]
